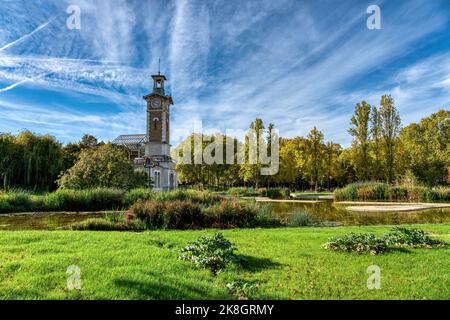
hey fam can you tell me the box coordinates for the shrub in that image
[266,188,290,199]
[179,233,238,275]
[130,200,204,229]
[322,233,389,255]
[207,200,259,228]
[163,200,204,229]
[427,187,450,202]
[130,200,165,229]
[70,218,142,231]
[383,227,446,248]
[290,211,313,227]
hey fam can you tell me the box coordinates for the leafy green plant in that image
[383,227,446,248]
[226,281,259,300]
[179,233,238,275]
[322,233,389,255]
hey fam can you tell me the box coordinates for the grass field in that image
[0,224,449,300]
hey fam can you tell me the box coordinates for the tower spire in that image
[158,57,161,75]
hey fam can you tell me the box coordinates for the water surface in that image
[1,201,449,230]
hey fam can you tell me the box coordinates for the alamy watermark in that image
[367,265,381,290]
[66,5,81,30]
[172,124,280,176]
[67,265,81,290]
[367,5,382,30]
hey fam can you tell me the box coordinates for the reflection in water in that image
[267,201,450,226]
[0,212,105,231]
[0,201,449,230]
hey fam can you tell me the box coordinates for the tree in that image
[324,141,341,190]
[57,144,147,189]
[275,137,305,187]
[348,101,371,181]
[398,109,449,186]
[304,127,325,191]
[62,143,82,171]
[0,131,63,191]
[379,95,401,183]
[240,118,265,188]
[370,105,383,180]
[80,134,99,149]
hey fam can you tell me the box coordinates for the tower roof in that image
[152,74,167,80]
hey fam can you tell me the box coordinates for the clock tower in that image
[143,73,174,157]
[112,71,178,191]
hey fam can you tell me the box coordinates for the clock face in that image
[151,98,162,108]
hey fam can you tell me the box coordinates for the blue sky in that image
[0,0,449,147]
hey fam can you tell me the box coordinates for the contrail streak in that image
[0,19,54,53]
[0,79,30,92]
[0,74,47,93]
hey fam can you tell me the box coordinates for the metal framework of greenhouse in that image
[112,134,147,159]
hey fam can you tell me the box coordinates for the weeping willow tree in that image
[0,131,64,191]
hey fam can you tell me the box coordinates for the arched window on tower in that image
[153,117,159,129]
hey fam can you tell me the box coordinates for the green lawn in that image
[0,224,449,300]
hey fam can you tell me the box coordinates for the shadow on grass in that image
[113,273,227,299]
[237,255,283,272]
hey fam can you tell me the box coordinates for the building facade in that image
[113,73,178,191]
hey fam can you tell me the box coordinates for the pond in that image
[0,212,106,231]
[267,201,450,226]
[0,201,449,230]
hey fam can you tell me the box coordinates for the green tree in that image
[80,134,99,148]
[304,127,325,191]
[324,141,341,190]
[398,109,449,186]
[240,118,265,188]
[370,105,383,180]
[348,101,371,181]
[379,95,401,183]
[57,144,147,190]
[0,131,63,191]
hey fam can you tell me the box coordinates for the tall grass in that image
[0,188,224,214]
[334,182,450,202]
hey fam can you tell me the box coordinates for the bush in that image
[207,200,259,228]
[322,233,389,255]
[163,200,204,229]
[130,200,204,229]
[383,227,446,248]
[290,211,313,227]
[70,218,142,231]
[427,187,450,202]
[179,233,238,275]
[130,200,165,229]
[266,188,290,199]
